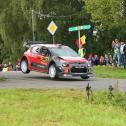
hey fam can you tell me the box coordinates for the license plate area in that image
[75,66,85,68]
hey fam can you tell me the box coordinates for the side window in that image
[31,46,40,54]
[40,48,50,57]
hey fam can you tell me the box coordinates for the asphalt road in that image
[0,71,126,92]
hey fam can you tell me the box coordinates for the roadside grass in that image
[0,89,125,126]
[94,66,126,79]
[0,77,5,82]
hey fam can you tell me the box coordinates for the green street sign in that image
[68,25,91,31]
[81,25,91,30]
[68,27,78,32]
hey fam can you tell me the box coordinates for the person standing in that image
[123,43,126,69]
[88,54,94,67]
[120,42,125,65]
[112,38,121,67]
[78,45,86,58]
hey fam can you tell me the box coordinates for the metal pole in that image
[78,30,81,48]
[52,35,55,44]
[32,10,35,41]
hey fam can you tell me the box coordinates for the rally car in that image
[20,42,93,79]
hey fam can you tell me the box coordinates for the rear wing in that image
[23,41,47,50]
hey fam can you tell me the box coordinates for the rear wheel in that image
[20,60,30,74]
[48,64,58,79]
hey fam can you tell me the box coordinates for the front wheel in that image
[20,60,30,74]
[48,64,58,79]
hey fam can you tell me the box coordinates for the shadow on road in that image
[25,76,93,82]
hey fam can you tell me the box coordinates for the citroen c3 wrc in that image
[20,42,93,79]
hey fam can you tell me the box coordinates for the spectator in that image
[99,55,105,65]
[88,54,94,67]
[2,64,8,72]
[78,46,86,58]
[78,43,87,58]
[104,54,109,65]
[123,43,126,69]
[108,54,113,66]
[120,42,125,65]
[16,59,21,71]
[8,62,13,71]
[94,54,99,65]
[112,38,121,67]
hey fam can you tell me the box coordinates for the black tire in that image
[81,75,89,80]
[48,64,58,79]
[20,60,30,74]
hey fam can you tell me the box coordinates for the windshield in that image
[49,46,79,57]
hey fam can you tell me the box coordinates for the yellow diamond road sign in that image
[47,21,58,35]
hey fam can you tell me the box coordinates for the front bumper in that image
[63,73,93,77]
[57,66,93,77]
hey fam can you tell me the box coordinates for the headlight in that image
[87,61,92,67]
[62,63,69,67]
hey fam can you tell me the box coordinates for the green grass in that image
[0,77,5,82]
[94,66,126,79]
[0,89,125,126]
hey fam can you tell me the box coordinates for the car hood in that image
[59,56,88,63]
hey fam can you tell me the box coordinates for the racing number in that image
[41,56,49,63]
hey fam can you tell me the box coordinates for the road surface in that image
[0,71,126,92]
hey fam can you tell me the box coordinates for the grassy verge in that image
[94,66,126,79]
[0,89,125,126]
[0,77,5,82]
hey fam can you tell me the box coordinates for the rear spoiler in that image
[23,41,47,50]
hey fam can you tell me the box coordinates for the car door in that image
[31,46,51,72]
[30,46,43,71]
[39,47,51,72]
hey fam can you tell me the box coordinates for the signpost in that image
[68,25,91,32]
[47,21,58,44]
[68,25,91,48]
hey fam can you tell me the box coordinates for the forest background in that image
[0,0,126,64]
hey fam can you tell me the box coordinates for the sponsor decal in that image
[41,57,49,63]
[31,62,47,69]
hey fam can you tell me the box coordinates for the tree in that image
[0,0,90,63]
[85,0,126,54]
[85,0,121,29]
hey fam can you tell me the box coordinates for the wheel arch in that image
[48,61,59,79]
[48,61,56,70]
[21,56,30,69]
